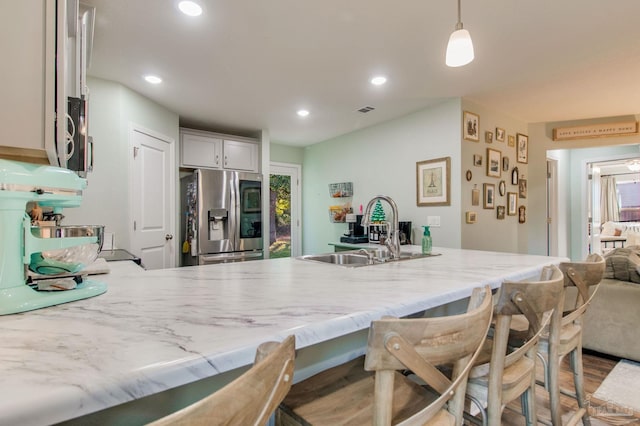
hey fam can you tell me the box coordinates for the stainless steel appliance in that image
[340,214,368,244]
[181,169,263,265]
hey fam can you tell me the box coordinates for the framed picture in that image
[502,156,509,172]
[496,127,505,142]
[507,192,518,215]
[516,133,528,163]
[498,180,506,196]
[416,156,451,206]
[465,211,477,224]
[511,167,519,185]
[463,111,480,142]
[519,178,527,199]
[486,148,501,178]
[471,187,480,206]
[465,170,472,181]
[508,134,515,147]
[483,183,495,209]
[485,131,493,144]
[497,205,506,220]
[519,205,526,223]
[473,154,482,166]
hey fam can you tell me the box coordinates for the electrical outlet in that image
[427,216,441,227]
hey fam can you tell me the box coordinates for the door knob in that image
[165,234,174,240]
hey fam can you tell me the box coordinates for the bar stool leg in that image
[570,343,591,426]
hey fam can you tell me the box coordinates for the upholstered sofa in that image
[580,246,640,362]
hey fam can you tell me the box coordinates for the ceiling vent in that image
[357,106,375,113]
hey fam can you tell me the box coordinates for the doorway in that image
[130,124,175,269]
[269,162,301,258]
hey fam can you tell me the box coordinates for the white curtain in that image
[600,176,620,223]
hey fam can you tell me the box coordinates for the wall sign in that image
[552,121,638,141]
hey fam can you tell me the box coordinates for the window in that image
[617,181,640,222]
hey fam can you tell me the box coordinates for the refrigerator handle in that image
[229,173,237,249]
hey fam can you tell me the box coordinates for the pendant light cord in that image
[456,0,463,30]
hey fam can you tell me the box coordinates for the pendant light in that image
[445,0,474,67]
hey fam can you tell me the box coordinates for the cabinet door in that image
[181,132,222,168]
[223,140,258,172]
[0,0,56,164]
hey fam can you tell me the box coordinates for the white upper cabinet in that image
[223,139,259,171]
[181,130,222,169]
[0,1,56,164]
[0,0,92,168]
[180,128,259,172]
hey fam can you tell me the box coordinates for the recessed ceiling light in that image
[370,76,387,86]
[178,1,202,17]
[144,75,162,84]
[297,109,310,117]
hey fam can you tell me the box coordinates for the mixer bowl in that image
[29,225,105,275]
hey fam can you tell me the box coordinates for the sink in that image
[298,252,373,267]
[297,249,440,267]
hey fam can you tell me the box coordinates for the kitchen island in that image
[0,247,566,425]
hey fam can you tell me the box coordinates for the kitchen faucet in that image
[361,195,401,260]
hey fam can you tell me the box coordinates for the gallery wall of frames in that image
[462,110,528,226]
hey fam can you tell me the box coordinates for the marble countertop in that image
[0,247,566,425]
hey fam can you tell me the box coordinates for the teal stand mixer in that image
[0,159,107,315]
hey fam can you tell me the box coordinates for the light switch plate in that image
[427,216,441,227]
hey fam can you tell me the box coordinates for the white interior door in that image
[130,125,175,269]
[546,159,558,256]
[589,163,602,256]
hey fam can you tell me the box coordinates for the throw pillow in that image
[613,228,622,236]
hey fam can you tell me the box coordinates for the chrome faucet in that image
[361,195,401,260]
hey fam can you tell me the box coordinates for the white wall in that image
[302,99,462,255]
[63,77,179,251]
[460,100,529,253]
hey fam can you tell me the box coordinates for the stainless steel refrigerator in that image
[180,169,263,265]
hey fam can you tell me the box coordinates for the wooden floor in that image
[470,351,640,425]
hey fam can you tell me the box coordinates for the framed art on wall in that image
[486,148,501,178]
[485,131,493,144]
[516,133,528,163]
[473,154,482,166]
[471,187,480,206]
[519,205,526,223]
[497,206,506,220]
[463,111,480,142]
[466,211,477,224]
[508,135,515,147]
[511,167,519,185]
[498,180,506,196]
[496,127,505,142]
[416,156,451,206]
[507,192,517,215]
[519,178,527,199]
[483,183,495,209]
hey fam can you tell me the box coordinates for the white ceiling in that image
[83,0,640,146]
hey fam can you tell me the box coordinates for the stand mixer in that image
[0,159,106,315]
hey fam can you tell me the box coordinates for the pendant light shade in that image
[446,0,474,67]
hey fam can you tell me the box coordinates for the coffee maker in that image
[398,221,412,245]
[0,159,106,315]
[340,214,368,244]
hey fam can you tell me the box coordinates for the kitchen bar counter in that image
[0,247,566,425]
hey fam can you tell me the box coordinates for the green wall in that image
[301,99,462,255]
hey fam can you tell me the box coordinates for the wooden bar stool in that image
[277,286,493,425]
[148,335,295,426]
[538,253,605,426]
[464,265,564,426]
